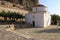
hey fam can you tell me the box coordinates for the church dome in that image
[32,4,46,7]
[32,4,47,12]
[25,0,29,2]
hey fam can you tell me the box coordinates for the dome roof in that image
[25,0,30,2]
[32,4,46,7]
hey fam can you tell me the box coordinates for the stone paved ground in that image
[0,30,34,40]
[15,25,60,40]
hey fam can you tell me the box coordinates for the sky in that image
[39,0,60,15]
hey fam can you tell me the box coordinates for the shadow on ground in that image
[14,23,33,29]
[36,28,60,33]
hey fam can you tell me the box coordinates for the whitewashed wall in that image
[43,12,51,27]
[26,12,51,27]
[26,5,51,28]
[26,12,44,27]
[34,13,44,27]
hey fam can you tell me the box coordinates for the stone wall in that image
[0,24,15,31]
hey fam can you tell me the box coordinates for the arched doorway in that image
[32,21,35,27]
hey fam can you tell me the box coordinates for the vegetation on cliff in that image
[0,11,25,23]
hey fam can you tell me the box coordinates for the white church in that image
[25,4,51,28]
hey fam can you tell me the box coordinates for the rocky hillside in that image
[0,1,24,9]
[0,0,38,11]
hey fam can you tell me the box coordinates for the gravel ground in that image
[0,30,34,40]
[15,25,60,40]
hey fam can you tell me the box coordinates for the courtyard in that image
[15,25,60,40]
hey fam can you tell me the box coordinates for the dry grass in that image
[15,25,60,40]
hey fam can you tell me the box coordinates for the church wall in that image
[26,12,44,27]
[26,13,34,24]
[26,11,51,27]
[43,12,51,27]
[34,13,44,27]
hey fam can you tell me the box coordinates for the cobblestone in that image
[0,30,34,40]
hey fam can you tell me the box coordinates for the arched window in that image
[33,15,35,18]
[36,8,37,11]
[18,0,23,5]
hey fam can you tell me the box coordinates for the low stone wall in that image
[0,23,33,31]
[0,24,15,31]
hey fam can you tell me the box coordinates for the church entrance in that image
[32,21,35,27]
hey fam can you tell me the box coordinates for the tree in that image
[51,14,60,25]
[0,10,8,21]
[0,11,25,23]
